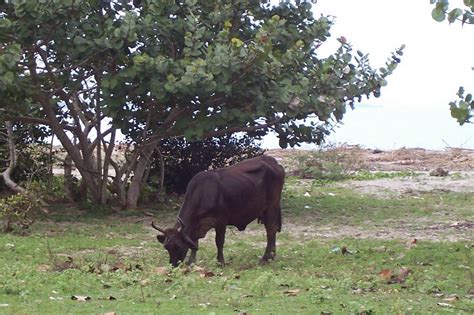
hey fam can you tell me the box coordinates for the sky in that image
[262,0,474,150]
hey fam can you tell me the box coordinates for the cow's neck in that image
[176,209,195,236]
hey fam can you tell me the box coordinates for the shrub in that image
[29,176,70,202]
[0,193,42,233]
[149,136,264,194]
[295,145,366,180]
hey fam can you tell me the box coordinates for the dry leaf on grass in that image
[140,278,150,286]
[371,245,387,253]
[394,267,411,284]
[37,264,51,272]
[443,295,460,302]
[154,267,169,276]
[71,295,91,302]
[378,269,392,282]
[378,268,411,284]
[200,270,215,278]
[406,238,417,248]
[284,288,301,296]
[98,296,117,301]
[193,266,215,278]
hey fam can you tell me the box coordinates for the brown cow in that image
[152,155,285,267]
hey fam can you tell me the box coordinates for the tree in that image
[431,0,474,124]
[0,0,403,208]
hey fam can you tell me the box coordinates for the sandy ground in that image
[265,147,474,242]
[267,146,474,196]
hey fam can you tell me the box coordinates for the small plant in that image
[0,192,42,233]
[351,170,417,181]
[251,271,274,297]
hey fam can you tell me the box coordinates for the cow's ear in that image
[157,234,166,244]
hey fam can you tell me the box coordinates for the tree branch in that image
[0,121,26,193]
[4,115,77,132]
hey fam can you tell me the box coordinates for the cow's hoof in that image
[258,259,270,266]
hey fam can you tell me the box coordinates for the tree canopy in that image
[431,0,474,124]
[0,0,402,207]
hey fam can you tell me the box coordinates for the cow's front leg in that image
[260,222,278,265]
[215,226,226,266]
[186,239,199,265]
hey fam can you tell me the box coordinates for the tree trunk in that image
[100,130,116,205]
[126,155,148,209]
[156,146,165,196]
[95,85,103,203]
[63,154,75,202]
[0,121,26,194]
[47,134,54,191]
[78,179,88,202]
[125,145,156,209]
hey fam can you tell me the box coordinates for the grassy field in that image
[0,177,473,314]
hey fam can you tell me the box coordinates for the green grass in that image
[283,177,473,226]
[0,180,473,314]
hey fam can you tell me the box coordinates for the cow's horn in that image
[151,221,166,233]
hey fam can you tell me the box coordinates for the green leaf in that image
[113,28,122,38]
[432,7,446,22]
[448,8,463,23]
[109,78,118,89]
[112,39,124,49]
[3,71,14,84]
[465,93,472,103]
[0,18,12,28]
[342,53,352,63]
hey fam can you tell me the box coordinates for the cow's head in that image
[151,221,198,267]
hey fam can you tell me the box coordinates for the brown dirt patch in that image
[266,146,474,173]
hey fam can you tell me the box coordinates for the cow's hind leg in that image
[215,226,226,266]
[260,218,279,265]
